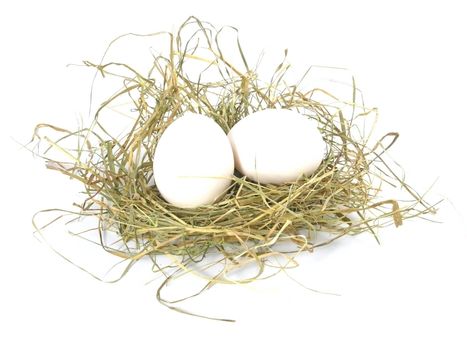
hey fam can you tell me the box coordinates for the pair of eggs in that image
[153,108,326,208]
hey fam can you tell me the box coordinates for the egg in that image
[228,108,326,184]
[153,112,234,208]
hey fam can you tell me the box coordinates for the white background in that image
[1,0,467,349]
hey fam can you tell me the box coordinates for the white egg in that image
[228,108,326,184]
[153,112,234,208]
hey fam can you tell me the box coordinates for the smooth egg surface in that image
[228,108,326,184]
[153,112,234,208]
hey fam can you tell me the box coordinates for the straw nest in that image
[32,17,436,320]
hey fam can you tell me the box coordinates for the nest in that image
[32,17,436,321]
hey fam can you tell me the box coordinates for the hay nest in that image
[32,17,436,321]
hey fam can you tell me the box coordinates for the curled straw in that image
[31,17,437,321]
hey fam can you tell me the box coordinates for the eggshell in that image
[228,108,326,184]
[153,112,234,208]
